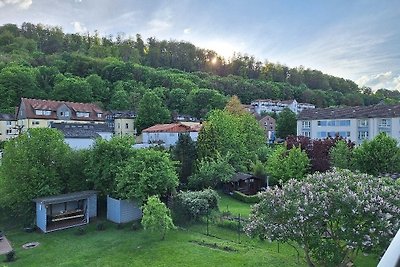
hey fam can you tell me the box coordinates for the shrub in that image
[172,189,219,224]
[5,250,15,262]
[231,191,259,203]
[116,223,124,230]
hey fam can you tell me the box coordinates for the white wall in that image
[65,138,95,150]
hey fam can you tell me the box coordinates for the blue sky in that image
[0,0,399,91]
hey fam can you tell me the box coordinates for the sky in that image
[0,0,399,91]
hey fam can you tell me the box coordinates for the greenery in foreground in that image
[1,195,378,267]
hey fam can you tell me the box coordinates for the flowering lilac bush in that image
[245,169,400,267]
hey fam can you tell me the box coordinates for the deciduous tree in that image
[245,169,400,267]
[142,195,175,240]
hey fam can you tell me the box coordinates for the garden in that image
[0,97,399,266]
[0,193,379,267]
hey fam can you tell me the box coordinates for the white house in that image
[251,99,315,115]
[297,104,400,145]
[138,123,201,148]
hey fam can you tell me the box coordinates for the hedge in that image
[231,191,260,203]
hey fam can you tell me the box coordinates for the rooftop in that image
[298,104,400,120]
[33,190,97,204]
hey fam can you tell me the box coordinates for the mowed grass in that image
[1,195,378,267]
[218,192,253,217]
[3,221,305,267]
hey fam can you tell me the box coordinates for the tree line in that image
[1,23,399,115]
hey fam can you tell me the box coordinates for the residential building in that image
[51,122,113,150]
[257,114,276,143]
[136,122,202,148]
[16,98,105,132]
[297,104,400,144]
[0,113,18,141]
[173,114,199,122]
[106,110,136,137]
[251,99,315,115]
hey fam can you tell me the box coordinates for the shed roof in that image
[33,190,97,204]
[230,173,256,182]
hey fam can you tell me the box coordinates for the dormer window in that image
[35,109,51,116]
[60,111,70,117]
[97,113,102,118]
[77,112,90,118]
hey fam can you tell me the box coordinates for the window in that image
[125,123,129,129]
[76,112,90,118]
[301,131,311,138]
[317,131,327,138]
[358,131,368,140]
[338,120,351,126]
[60,111,70,117]
[302,121,311,129]
[32,121,40,125]
[6,129,12,134]
[35,110,51,116]
[117,123,121,129]
[358,119,368,127]
[6,121,12,126]
[97,113,102,118]
[378,119,391,128]
[317,121,327,126]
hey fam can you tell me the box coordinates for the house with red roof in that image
[137,122,202,148]
[16,98,106,132]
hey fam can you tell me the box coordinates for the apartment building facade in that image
[0,113,18,141]
[251,99,315,115]
[16,98,106,131]
[297,104,400,144]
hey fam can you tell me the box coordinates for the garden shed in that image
[33,191,97,233]
[107,196,142,224]
[224,173,263,195]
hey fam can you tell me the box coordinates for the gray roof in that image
[0,113,16,120]
[51,122,112,138]
[298,104,400,120]
[33,190,97,204]
[230,173,256,182]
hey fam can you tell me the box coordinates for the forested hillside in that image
[0,22,399,115]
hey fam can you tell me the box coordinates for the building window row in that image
[317,131,350,139]
[35,109,52,116]
[76,112,90,118]
[317,120,350,127]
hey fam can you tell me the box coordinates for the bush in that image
[116,223,124,230]
[5,250,15,262]
[231,191,259,203]
[172,189,219,224]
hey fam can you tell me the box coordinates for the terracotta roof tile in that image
[143,123,202,133]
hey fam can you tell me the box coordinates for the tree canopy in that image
[0,128,70,220]
[115,149,179,201]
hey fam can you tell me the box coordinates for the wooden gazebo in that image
[33,191,97,233]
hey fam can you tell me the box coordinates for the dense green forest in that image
[0,22,399,115]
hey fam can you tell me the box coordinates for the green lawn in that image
[0,195,378,267]
[218,192,252,217]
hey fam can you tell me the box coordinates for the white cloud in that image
[356,71,400,91]
[71,21,87,33]
[0,0,32,9]
[183,28,191,34]
[74,0,82,2]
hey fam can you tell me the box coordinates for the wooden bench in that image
[51,210,84,222]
